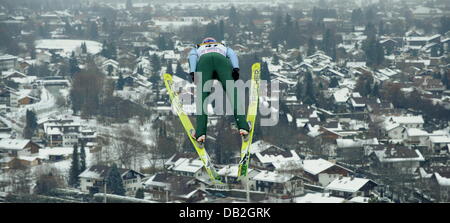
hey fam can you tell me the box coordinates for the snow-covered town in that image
[0,0,449,204]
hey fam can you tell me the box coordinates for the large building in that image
[0,54,18,71]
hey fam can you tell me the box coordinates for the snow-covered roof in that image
[388,115,424,124]
[434,173,450,187]
[295,193,345,203]
[255,149,301,166]
[336,138,379,148]
[349,196,370,203]
[35,39,102,56]
[17,156,39,162]
[252,171,294,183]
[250,140,275,154]
[302,158,334,175]
[405,128,429,137]
[326,177,376,193]
[38,147,74,159]
[0,54,18,61]
[429,136,450,144]
[373,148,425,163]
[144,174,169,188]
[217,165,254,178]
[0,139,31,150]
[171,158,203,173]
[333,88,350,103]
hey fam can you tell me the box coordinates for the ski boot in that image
[190,129,206,147]
[239,121,252,142]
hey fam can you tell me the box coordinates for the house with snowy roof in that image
[217,165,259,188]
[144,172,206,202]
[79,165,145,196]
[369,145,425,174]
[417,166,450,202]
[382,115,425,141]
[43,119,85,147]
[332,87,351,107]
[0,138,41,157]
[325,176,377,199]
[400,128,430,147]
[0,54,18,71]
[252,170,303,197]
[250,141,302,171]
[167,157,207,179]
[302,158,353,186]
[101,59,120,76]
[294,192,346,203]
[428,136,450,154]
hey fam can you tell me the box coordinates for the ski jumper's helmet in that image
[202,37,217,44]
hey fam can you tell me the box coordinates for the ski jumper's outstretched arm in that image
[188,48,198,73]
[226,47,239,69]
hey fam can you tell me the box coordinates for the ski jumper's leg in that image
[214,53,250,132]
[195,53,215,137]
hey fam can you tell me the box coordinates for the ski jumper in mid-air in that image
[188,37,250,144]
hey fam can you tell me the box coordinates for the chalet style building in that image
[79,165,145,196]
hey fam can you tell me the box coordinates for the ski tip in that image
[252,62,261,70]
[163,73,173,80]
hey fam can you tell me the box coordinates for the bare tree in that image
[33,164,65,195]
[8,161,32,195]
[277,162,305,202]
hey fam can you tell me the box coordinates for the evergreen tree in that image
[88,21,98,40]
[175,61,186,77]
[80,142,86,173]
[296,53,303,64]
[229,6,239,26]
[23,109,37,139]
[151,54,161,75]
[372,83,380,97]
[81,42,87,54]
[442,71,450,89]
[166,61,173,74]
[322,29,336,60]
[351,8,363,25]
[25,109,38,130]
[365,22,377,39]
[261,62,271,82]
[378,20,385,36]
[218,20,225,41]
[107,65,114,76]
[304,72,316,105]
[156,35,166,51]
[137,66,144,75]
[117,74,125,90]
[296,79,304,102]
[135,188,144,199]
[68,143,80,187]
[307,37,315,56]
[101,41,117,60]
[272,54,280,65]
[363,37,384,68]
[126,0,133,10]
[106,164,126,196]
[329,77,339,88]
[69,52,80,76]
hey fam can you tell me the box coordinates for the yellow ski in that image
[237,63,260,178]
[163,73,221,184]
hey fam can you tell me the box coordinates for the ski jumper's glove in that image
[189,72,195,82]
[232,68,240,81]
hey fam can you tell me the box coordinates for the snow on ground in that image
[35,39,102,56]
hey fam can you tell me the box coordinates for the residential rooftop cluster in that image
[0,0,449,203]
